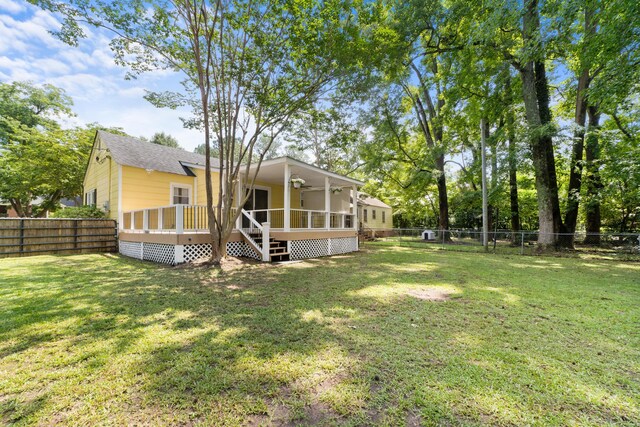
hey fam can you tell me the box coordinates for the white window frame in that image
[170,183,193,205]
[85,188,97,206]
[382,210,386,223]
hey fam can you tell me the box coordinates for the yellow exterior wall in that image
[193,168,221,206]
[121,166,195,212]
[83,138,119,220]
[360,205,392,229]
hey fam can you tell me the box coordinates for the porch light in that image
[290,176,305,189]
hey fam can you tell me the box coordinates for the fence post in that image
[158,208,164,231]
[521,231,524,255]
[73,219,78,249]
[19,219,24,253]
[441,229,445,249]
[262,222,270,262]
[176,205,184,234]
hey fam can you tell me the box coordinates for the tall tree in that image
[150,131,181,148]
[0,82,88,217]
[284,106,362,173]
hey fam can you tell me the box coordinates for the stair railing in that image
[239,209,270,261]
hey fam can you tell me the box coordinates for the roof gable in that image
[96,130,219,176]
[359,195,391,209]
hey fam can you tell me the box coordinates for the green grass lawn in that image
[1,246,639,426]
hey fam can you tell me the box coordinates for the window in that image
[171,185,191,205]
[382,211,386,223]
[364,209,368,222]
[85,189,97,206]
[372,209,376,220]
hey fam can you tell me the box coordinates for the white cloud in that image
[0,0,25,14]
[1,3,205,152]
[32,58,72,75]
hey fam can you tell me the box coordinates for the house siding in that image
[193,168,221,207]
[359,205,392,230]
[121,166,196,212]
[83,138,119,220]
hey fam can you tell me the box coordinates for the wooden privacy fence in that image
[0,218,117,257]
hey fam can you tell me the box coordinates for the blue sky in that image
[0,0,204,151]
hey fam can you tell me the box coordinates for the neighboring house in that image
[84,131,363,264]
[358,195,393,237]
[0,201,15,218]
[0,198,55,218]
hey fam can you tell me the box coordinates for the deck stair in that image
[249,233,290,262]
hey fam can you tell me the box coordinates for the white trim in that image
[248,157,365,186]
[118,165,123,228]
[244,184,271,210]
[85,188,97,206]
[170,183,193,205]
[193,175,198,205]
[284,163,290,231]
[179,161,221,172]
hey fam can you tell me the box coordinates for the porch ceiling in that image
[247,157,363,188]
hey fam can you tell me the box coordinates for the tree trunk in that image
[505,75,521,242]
[435,153,450,239]
[583,107,602,245]
[563,3,596,245]
[9,198,27,217]
[490,124,498,240]
[562,68,589,240]
[520,0,563,249]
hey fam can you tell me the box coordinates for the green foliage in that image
[283,106,363,174]
[50,205,107,218]
[0,82,91,217]
[0,81,73,145]
[149,131,181,148]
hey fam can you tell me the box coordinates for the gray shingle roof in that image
[97,130,219,176]
[358,195,391,209]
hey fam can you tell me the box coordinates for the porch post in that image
[143,209,149,232]
[176,205,184,234]
[284,162,290,231]
[262,222,270,261]
[325,176,330,230]
[352,185,358,230]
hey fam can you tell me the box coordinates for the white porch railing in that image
[121,205,237,233]
[247,208,355,230]
[121,205,355,234]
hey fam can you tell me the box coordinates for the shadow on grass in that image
[1,249,639,425]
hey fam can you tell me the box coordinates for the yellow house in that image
[84,131,363,264]
[358,195,394,237]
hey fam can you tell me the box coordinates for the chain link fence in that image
[361,228,640,261]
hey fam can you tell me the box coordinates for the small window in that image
[85,189,97,207]
[172,185,191,205]
[382,211,386,223]
[372,209,376,220]
[364,209,368,222]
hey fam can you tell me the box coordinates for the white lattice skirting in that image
[119,240,263,265]
[290,237,358,260]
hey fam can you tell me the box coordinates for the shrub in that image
[51,205,107,218]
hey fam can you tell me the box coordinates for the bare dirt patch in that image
[406,288,451,301]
